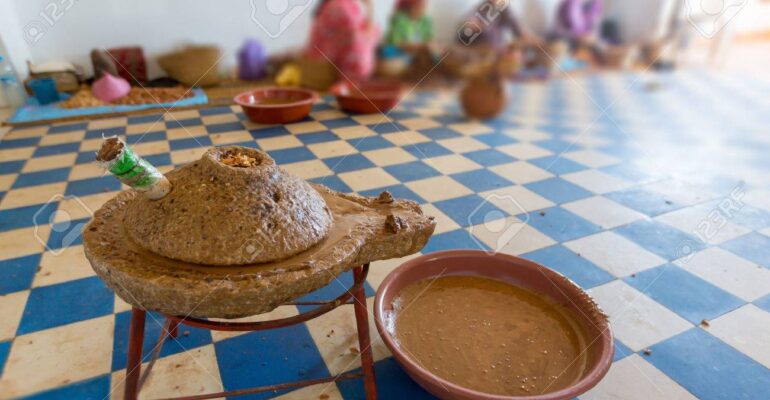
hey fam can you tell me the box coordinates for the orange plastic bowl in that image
[234,87,317,124]
[331,80,403,114]
[374,250,614,400]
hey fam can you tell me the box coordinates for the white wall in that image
[1,0,726,81]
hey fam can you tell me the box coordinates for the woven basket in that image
[158,45,221,87]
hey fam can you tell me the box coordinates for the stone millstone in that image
[123,146,332,265]
[83,147,436,318]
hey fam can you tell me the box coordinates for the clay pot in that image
[158,45,221,87]
[91,73,131,102]
[460,75,507,120]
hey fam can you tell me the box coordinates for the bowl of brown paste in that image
[374,250,614,400]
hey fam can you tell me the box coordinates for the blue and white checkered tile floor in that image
[1,70,770,399]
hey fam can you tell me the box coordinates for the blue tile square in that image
[0,254,40,295]
[85,127,125,140]
[0,202,57,231]
[267,147,317,164]
[524,177,593,205]
[294,269,375,314]
[402,142,452,159]
[386,111,419,120]
[0,340,10,376]
[523,245,614,289]
[48,122,88,133]
[615,219,707,261]
[143,153,173,167]
[165,118,203,129]
[450,169,512,192]
[216,325,329,399]
[0,159,25,175]
[310,175,353,193]
[348,136,393,152]
[462,149,516,167]
[112,311,212,371]
[534,138,581,153]
[529,155,588,175]
[22,375,110,400]
[613,340,633,362]
[720,233,770,268]
[0,137,40,149]
[12,168,71,189]
[624,264,744,323]
[754,293,770,313]
[46,217,90,250]
[434,194,507,227]
[605,187,682,216]
[336,357,435,399]
[198,106,233,116]
[17,276,114,335]
[32,142,80,157]
[422,229,488,253]
[127,114,163,124]
[296,131,338,145]
[322,117,358,129]
[322,154,375,173]
[125,130,165,144]
[731,205,770,231]
[359,184,425,204]
[75,151,97,165]
[599,163,654,183]
[169,136,212,151]
[66,176,122,197]
[205,121,244,134]
[524,207,602,243]
[473,132,518,147]
[384,161,441,182]
[369,122,408,134]
[250,125,291,138]
[647,328,770,400]
[418,127,462,140]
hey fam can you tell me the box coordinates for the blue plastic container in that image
[28,77,60,105]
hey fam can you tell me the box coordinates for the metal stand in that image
[124,264,377,400]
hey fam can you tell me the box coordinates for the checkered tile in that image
[1,71,770,399]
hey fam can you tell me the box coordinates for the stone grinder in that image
[84,140,436,399]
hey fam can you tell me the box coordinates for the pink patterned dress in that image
[306,0,379,82]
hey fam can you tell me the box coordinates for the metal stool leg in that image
[352,265,377,400]
[125,307,146,400]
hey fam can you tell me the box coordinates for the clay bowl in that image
[330,80,403,114]
[234,87,317,124]
[374,250,614,400]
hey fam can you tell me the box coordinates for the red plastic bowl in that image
[331,80,403,114]
[234,87,317,124]
[374,250,614,400]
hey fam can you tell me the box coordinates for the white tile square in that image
[471,220,556,255]
[497,143,553,160]
[304,300,390,375]
[435,137,489,154]
[565,231,666,277]
[563,149,620,168]
[274,383,344,399]
[339,168,399,192]
[420,203,460,234]
[588,280,691,351]
[110,344,223,400]
[563,169,632,194]
[362,147,417,167]
[447,122,493,135]
[382,130,430,146]
[502,128,550,142]
[479,185,554,214]
[281,160,334,180]
[0,315,114,398]
[563,196,646,229]
[406,176,473,202]
[581,354,697,400]
[398,118,440,130]
[0,290,29,341]
[675,247,770,301]
[489,161,554,184]
[707,305,770,369]
[423,154,482,175]
[308,140,358,159]
[656,205,751,245]
[34,245,95,287]
[332,126,376,140]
